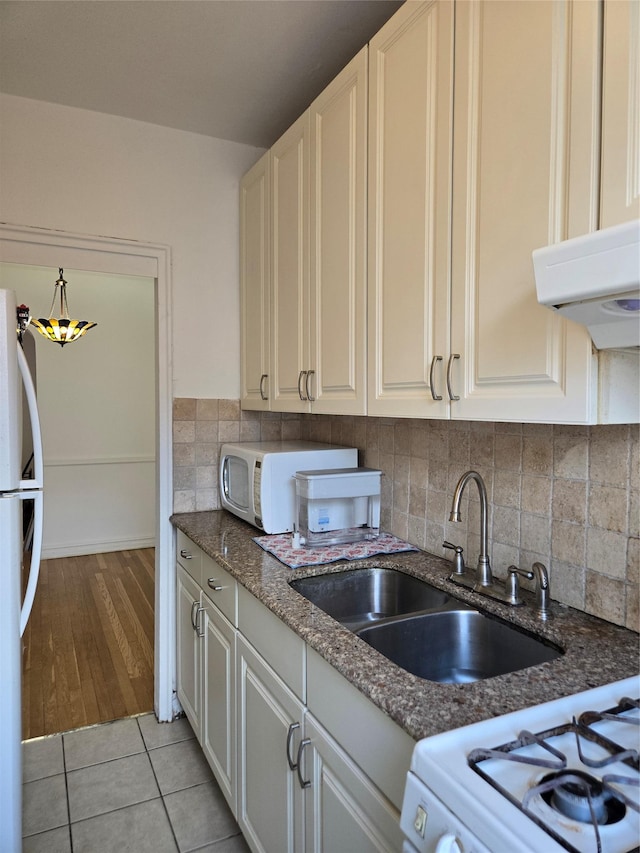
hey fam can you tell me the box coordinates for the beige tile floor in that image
[22,714,250,853]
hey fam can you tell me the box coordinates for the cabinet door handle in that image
[190,599,199,631]
[196,605,205,638]
[305,369,315,403]
[286,722,300,770]
[429,355,443,401]
[446,353,460,401]
[296,738,311,789]
[180,549,192,560]
[297,370,308,401]
[259,374,268,401]
[207,578,223,592]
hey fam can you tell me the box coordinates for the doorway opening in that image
[2,262,156,738]
[0,223,175,726]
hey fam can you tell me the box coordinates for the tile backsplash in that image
[173,399,639,632]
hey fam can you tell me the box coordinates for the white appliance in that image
[0,289,44,853]
[400,675,640,853]
[533,219,640,349]
[219,441,358,534]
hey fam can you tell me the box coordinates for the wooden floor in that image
[22,548,155,740]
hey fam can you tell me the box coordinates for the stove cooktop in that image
[407,676,640,853]
[468,696,639,853]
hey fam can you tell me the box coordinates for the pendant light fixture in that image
[30,268,97,347]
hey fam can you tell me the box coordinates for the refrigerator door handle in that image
[17,342,44,490]
[16,341,44,636]
[19,489,43,636]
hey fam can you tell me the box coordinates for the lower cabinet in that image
[236,636,401,853]
[303,713,403,853]
[201,594,236,812]
[176,533,412,853]
[236,634,305,853]
[176,564,202,741]
[175,548,238,815]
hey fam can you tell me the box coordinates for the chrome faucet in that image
[449,471,492,587]
[532,562,551,620]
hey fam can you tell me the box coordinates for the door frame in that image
[0,222,176,721]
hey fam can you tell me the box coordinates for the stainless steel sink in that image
[357,609,562,683]
[290,567,453,631]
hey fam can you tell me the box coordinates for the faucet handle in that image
[443,541,465,575]
[532,562,551,620]
[506,565,534,605]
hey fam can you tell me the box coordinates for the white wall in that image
[0,93,265,398]
[1,262,156,556]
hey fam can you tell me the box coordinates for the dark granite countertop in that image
[171,510,639,743]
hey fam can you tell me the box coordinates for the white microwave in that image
[219,441,358,534]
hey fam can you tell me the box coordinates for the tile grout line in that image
[60,732,74,852]
[136,716,181,852]
[23,715,243,852]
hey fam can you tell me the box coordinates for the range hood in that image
[533,219,640,349]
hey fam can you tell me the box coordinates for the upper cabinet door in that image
[270,113,311,413]
[240,153,271,411]
[449,0,597,423]
[367,0,454,418]
[309,47,368,415]
[600,0,640,228]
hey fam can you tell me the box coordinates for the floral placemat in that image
[253,532,418,569]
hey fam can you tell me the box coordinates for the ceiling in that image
[0,0,403,149]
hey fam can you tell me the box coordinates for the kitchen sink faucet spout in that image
[449,471,492,587]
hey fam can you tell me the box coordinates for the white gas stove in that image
[400,676,640,853]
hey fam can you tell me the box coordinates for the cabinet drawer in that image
[238,585,305,701]
[307,647,414,811]
[176,530,202,584]
[202,554,237,626]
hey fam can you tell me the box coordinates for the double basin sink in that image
[290,567,561,684]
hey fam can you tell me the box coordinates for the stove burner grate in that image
[579,698,640,730]
[467,697,640,853]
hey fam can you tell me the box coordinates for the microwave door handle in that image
[221,456,229,500]
[221,456,241,509]
[17,342,44,489]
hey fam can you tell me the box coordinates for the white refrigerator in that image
[0,288,44,853]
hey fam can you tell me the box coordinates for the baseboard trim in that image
[42,537,155,559]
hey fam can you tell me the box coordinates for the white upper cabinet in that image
[269,49,368,414]
[449,0,599,423]
[270,112,311,412]
[369,0,601,423]
[242,0,636,424]
[240,153,271,411]
[309,47,368,415]
[367,0,454,418]
[600,0,640,228]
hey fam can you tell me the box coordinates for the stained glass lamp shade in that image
[30,269,97,347]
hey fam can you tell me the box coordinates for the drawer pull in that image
[305,369,315,403]
[207,578,223,592]
[259,373,268,401]
[446,353,460,401]
[180,549,192,560]
[190,600,199,631]
[296,738,311,789]
[429,355,443,401]
[286,722,300,771]
[297,370,308,401]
